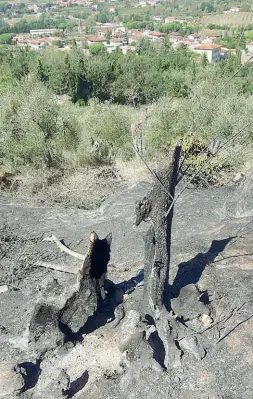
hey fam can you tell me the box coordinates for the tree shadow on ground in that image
[17,360,41,392]
[169,237,236,299]
[64,370,89,398]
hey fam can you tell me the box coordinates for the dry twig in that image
[216,313,253,344]
[43,234,86,260]
[35,261,77,275]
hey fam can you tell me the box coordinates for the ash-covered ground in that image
[1,176,253,399]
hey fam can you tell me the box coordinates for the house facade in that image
[87,36,107,46]
[128,29,144,44]
[169,32,184,44]
[144,30,165,41]
[30,28,57,36]
[165,16,176,23]
[188,33,202,43]
[193,44,221,62]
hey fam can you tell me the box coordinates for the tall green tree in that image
[200,53,208,67]
[36,59,47,83]
[64,54,77,101]
[106,31,111,44]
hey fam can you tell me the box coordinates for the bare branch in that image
[43,234,86,260]
[131,142,176,202]
[216,313,253,345]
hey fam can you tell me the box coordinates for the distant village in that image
[11,23,233,63]
[4,0,253,63]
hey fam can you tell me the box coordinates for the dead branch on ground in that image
[43,234,86,260]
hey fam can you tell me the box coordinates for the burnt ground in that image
[1,175,253,398]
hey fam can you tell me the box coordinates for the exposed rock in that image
[171,284,209,321]
[29,277,98,354]
[234,172,244,183]
[0,362,24,397]
[108,304,125,328]
[0,285,8,293]
[103,369,120,380]
[28,280,73,354]
[174,376,180,383]
[179,335,206,360]
[118,310,144,353]
[149,358,165,374]
[41,368,70,399]
[227,173,253,217]
[145,325,157,341]
[199,314,213,326]
[29,302,65,355]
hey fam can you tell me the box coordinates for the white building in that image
[169,32,184,44]
[224,7,240,13]
[87,35,107,46]
[193,44,221,63]
[104,44,117,53]
[16,38,46,50]
[30,28,57,36]
[120,45,136,54]
[165,16,176,23]
[246,42,253,53]
[144,30,165,41]
[138,1,147,6]
[188,33,202,43]
[153,16,163,21]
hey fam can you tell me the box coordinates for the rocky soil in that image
[1,174,253,399]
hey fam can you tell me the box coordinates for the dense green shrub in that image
[0,33,15,44]
[0,80,80,169]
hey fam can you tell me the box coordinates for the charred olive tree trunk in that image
[135,143,182,369]
[29,232,112,354]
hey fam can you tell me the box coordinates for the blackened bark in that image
[29,232,112,352]
[136,143,181,312]
[135,143,182,368]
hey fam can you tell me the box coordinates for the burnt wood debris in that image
[29,231,112,352]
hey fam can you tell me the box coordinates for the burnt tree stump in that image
[29,232,112,353]
[60,232,112,332]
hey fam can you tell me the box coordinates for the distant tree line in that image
[157,22,200,35]
[0,15,77,36]
[1,39,252,106]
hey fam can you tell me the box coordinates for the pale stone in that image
[199,314,213,326]
[0,285,8,293]
[0,362,24,397]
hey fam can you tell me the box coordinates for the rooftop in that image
[17,38,46,44]
[170,31,183,37]
[194,44,221,50]
[208,33,220,37]
[148,31,165,37]
[96,26,114,32]
[87,36,106,42]
[189,33,201,38]
[165,16,176,22]
[129,31,144,39]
